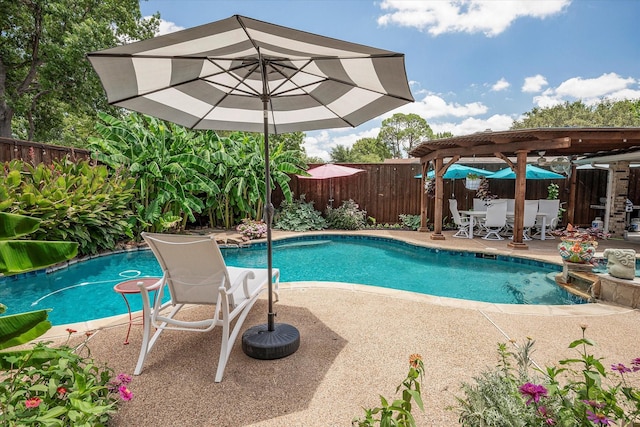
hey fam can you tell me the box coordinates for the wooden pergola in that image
[409,127,640,249]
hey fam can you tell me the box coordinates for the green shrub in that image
[0,333,133,426]
[274,195,327,231]
[325,199,366,230]
[399,214,421,230]
[0,159,135,255]
[454,328,640,426]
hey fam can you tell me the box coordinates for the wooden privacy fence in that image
[278,163,638,228]
[3,137,636,228]
[0,137,91,165]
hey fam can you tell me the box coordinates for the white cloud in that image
[151,18,185,35]
[398,94,488,119]
[491,78,510,92]
[522,74,548,93]
[430,114,514,136]
[377,0,571,36]
[531,72,639,107]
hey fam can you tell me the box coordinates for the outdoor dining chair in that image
[482,200,508,240]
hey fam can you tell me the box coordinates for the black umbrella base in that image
[242,323,300,360]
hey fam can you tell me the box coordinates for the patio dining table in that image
[459,210,549,240]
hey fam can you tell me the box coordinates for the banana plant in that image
[0,213,78,363]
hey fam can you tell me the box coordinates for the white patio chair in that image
[532,199,560,239]
[135,232,280,383]
[482,200,507,240]
[472,198,489,235]
[449,199,471,238]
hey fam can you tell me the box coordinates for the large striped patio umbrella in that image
[87,14,413,358]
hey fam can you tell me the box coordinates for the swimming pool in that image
[0,234,580,325]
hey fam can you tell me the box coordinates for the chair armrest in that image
[226,270,256,298]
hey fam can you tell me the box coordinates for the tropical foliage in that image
[88,112,307,232]
[0,159,135,255]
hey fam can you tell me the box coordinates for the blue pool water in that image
[0,235,580,325]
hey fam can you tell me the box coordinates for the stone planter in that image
[557,238,597,264]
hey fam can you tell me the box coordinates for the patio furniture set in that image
[450,198,560,241]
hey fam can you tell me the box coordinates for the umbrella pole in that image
[242,55,300,360]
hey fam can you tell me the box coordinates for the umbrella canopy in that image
[487,164,564,179]
[297,164,365,207]
[87,15,413,134]
[88,15,413,355]
[298,164,365,180]
[415,164,493,179]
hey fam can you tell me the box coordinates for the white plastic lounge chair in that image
[449,199,471,238]
[482,200,507,240]
[135,232,280,382]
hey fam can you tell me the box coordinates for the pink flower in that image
[117,373,132,384]
[519,382,548,405]
[57,387,67,398]
[118,385,133,401]
[611,363,631,374]
[25,397,42,408]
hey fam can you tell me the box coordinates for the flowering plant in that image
[353,354,425,427]
[456,327,640,426]
[552,223,610,243]
[0,329,133,425]
[236,218,267,241]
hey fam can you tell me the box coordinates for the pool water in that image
[0,235,579,325]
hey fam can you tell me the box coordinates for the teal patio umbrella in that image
[487,164,564,179]
[414,164,493,179]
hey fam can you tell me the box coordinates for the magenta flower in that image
[537,406,556,425]
[117,373,132,384]
[632,358,640,372]
[586,410,611,425]
[582,400,606,409]
[118,385,133,401]
[25,397,42,408]
[611,363,631,374]
[519,382,548,405]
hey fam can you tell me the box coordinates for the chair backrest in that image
[449,199,463,225]
[473,198,486,211]
[538,199,560,220]
[484,200,507,227]
[523,200,539,227]
[142,232,229,305]
[506,199,516,212]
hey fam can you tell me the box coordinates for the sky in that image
[138,0,640,160]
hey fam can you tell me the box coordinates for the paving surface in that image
[41,230,640,427]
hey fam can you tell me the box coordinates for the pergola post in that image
[418,161,429,232]
[430,157,445,240]
[507,150,528,249]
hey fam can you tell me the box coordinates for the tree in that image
[0,0,159,142]
[351,137,391,163]
[330,145,356,163]
[378,113,434,158]
[511,99,640,129]
[433,131,454,139]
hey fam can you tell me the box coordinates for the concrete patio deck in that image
[43,230,640,426]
